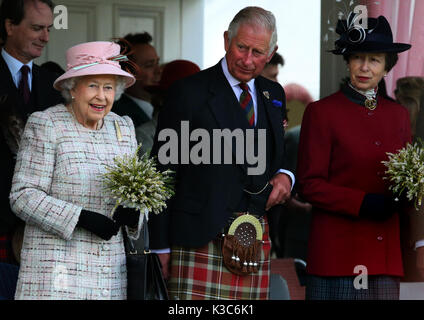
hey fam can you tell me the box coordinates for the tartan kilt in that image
[168,215,271,300]
[305,275,400,300]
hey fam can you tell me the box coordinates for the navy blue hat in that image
[331,14,411,55]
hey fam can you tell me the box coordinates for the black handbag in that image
[124,214,169,300]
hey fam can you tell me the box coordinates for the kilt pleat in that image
[169,216,271,300]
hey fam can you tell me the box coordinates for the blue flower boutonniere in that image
[272,99,283,108]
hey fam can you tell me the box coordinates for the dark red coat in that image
[297,91,411,277]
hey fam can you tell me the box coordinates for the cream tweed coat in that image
[10,104,140,300]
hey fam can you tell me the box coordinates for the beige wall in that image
[35,0,204,69]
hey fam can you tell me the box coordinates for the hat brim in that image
[331,42,411,55]
[53,64,136,90]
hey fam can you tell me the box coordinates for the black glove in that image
[77,209,120,240]
[359,193,401,221]
[112,206,140,228]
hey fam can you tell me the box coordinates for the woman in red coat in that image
[297,14,412,300]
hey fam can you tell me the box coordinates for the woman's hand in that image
[359,193,400,220]
[113,206,140,228]
[77,210,120,240]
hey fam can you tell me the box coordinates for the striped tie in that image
[239,83,255,127]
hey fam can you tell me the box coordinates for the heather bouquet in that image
[382,139,424,210]
[103,145,175,218]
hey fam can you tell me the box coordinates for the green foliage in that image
[103,144,174,214]
[382,139,424,209]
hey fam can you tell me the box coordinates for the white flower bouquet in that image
[382,139,424,209]
[103,144,175,217]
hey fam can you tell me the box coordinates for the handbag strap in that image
[142,214,150,252]
[125,213,149,254]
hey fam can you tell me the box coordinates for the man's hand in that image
[417,246,424,278]
[158,253,171,280]
[265,173,292,211]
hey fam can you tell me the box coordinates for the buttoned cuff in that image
[415,240,424,250]
[276,169,295,190]
[151,248,171,254]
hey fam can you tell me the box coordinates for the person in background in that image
[136,59,200,155]
[41,60,65,76]
[394,76,424,281]
[260,51,314,261]
[395,77,424,139]
[0,0,64,266]
[113,32,161,128]
[149,6,294,300]
[271,83,314,261]
[261,52,284,82]
[297,14,412,300]
[10,41,142,299]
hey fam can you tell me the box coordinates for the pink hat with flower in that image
[53,41,136,90]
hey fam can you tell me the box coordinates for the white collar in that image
[1,48,33,76]
[348,82,377,100]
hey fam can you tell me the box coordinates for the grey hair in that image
[60,75,127,104]
[227,6,277,56]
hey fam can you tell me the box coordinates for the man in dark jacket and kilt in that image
[149,6,294,300]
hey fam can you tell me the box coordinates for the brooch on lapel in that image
[263,91,270,99]
[114,120,123,142]
[272,99,283,108]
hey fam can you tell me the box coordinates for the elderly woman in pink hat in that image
[9,41,143,300]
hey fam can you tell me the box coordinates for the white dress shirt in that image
[221,56,258,125]
[1,48,33,91]
[221,56,295,189]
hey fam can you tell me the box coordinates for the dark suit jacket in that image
[112,94,150,127]
[0,54,63,234]
[149,61,288,249]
